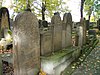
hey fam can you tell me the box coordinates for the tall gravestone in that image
[62,13,72,48]
[62,13,67,48]
[0,7,10,38]
[13,11,40,75]
[77,25,83,47]
[75,26,79,46]
[0,7,11,75]
[51,12,62,51]
[80,18,87,45]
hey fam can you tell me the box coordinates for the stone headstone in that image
[62,13,72,48]
[0,7,10,38]
[75,26,79,46]
[80,18,87,45]
[40,29,53,56]
[13,11,40,75]
[77,25,83,47]
[51,13,62,51]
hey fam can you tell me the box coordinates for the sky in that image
[2,0,81,22]
[66,0,81,22]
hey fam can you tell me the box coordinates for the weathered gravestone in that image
[74,22,80,46]
[80,18,87,45]
[13,11,40,75]
[77,18,87,47]
[51,12,62,51]
[0,7,10,38]
[40,28,53,56]
[0,7,11,75]
[62,13,72,48]
[75,26,79,46]
[77,25,83,47]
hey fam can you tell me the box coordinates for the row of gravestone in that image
[13,11,74,75]
[0,7,87,75]
[40,12,73,56]
[13,11,87,75]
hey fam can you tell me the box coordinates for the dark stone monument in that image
[0,7,10,38]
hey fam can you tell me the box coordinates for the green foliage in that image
[94,0,100,18]
[84,0,100,20]
[13,0,69,18]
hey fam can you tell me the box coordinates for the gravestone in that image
[75,26,79,46]
[62,13,72,48]
[80,18,87,45]
[0,7,10,74]
[40,29,53,56]
[77,25,83,47]
[62,13,67,48]
[51,12,62,51]
[13,11,40,75]
[0,7,10,38]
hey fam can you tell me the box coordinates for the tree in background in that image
[84,0,94,21]
[84,0,100,21]
[93,0,100,20]
[80,0,85,18]
[12,0,70,19]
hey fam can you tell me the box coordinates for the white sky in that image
[2,0,81,22]
[67,0,81,22]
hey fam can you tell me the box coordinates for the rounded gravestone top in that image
[63,13,67,23]
[63,13,72,24]
[51,13,61,25]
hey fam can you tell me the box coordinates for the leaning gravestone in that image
[63,13,72,48]
[51,12,62,51]
[13,11,40,75]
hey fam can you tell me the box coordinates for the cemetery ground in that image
[62,35,100,75]
[72,35,100,75]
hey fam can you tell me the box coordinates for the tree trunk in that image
[80,0,85,18]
